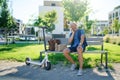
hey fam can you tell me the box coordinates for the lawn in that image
[0,42,120,68]
[0,43,44,62]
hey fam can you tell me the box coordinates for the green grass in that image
[0,43,44,62]
[0,42,120,68]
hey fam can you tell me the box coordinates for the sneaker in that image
[70,64,76,71]
[77,69,83,76]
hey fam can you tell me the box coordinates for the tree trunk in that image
[119,29,120,36]
[5,30,8,45]
[11,30,15,44]
[38,29,40,44]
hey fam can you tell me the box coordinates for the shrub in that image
[118,42,120,45]
[116,37,120,45]
[104,35,110,43]
[105,37,110,43]
[113,41,116,44]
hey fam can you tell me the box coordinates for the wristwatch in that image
[79,43,82,46]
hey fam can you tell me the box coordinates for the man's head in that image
[69,22,77,31]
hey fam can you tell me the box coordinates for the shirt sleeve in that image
[80,29,85,35]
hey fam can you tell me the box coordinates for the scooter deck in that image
[27,60,42,66]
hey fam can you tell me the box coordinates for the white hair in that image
[69,22,77,27]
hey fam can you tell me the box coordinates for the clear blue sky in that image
[11,0,120,23]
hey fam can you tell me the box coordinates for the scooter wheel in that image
[44,62,51,70]
[25,57,31,65]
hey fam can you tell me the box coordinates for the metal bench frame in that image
[40,37,108,70]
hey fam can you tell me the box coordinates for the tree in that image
[31,27,35,35]
[0,0,16,44]
[112,18,119,32]
[103,27,109,35]
[62,0,89,22]
[85,20,94,33]
[43,10,57,32]
[33,10,57,44]
[34,10,57,32]
[118,21,120,36]
[111,18,119,36]
[0,0,4,6]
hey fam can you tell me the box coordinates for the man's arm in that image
[79,30,85,46]
[68,32,74,44]
[79,35,85,46]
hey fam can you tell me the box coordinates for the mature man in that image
[63,22,87,76]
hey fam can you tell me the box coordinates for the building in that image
[108,5,120,26]
[44,0,62,6]
[91,20,109,35]
[15,19,24,35]
[0,18,24,36]
[39,0,64,34]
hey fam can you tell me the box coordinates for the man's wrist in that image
[79,43,82,46]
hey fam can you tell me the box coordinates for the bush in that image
[104,35,110,43]
[118,42,120,45]
[105,37,110,43]
[15,38,20,41]
[104,35,120,45]
[113,41,116,44]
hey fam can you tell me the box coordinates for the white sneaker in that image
[70,64,76,71]
[77,69,83,76]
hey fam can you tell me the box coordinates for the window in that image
[51,3,56,6]
[113,13,114,18]
[116,12,118,17]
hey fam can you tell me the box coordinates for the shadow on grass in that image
[0,47,13,51]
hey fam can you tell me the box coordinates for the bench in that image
[40,37,108,70]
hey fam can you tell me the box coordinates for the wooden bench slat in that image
[41,50,107,54]
[86,37,103,41]
[87,41,103,45]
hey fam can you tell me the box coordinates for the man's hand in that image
[78,45,82,49]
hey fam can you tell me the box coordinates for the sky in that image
[89,0,120,20]
[11,0,120,23]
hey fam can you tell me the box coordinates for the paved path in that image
[0,60,120,80]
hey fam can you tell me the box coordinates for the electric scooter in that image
[25,27,51,70]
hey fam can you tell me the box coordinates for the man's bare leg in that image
[63,48,75,64]
[77,47,83,69]
[77,47,83,75]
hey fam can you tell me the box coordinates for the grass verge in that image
[0,42,120,68]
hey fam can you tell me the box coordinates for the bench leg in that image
[40,52,43,62]
[105,52,108,70]
[101,53,103,66]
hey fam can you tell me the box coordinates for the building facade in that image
[108,6,120,26]
[44,0,62,6]
[91,20,109,35]
[39,0,64,34]
[0,18,24,36]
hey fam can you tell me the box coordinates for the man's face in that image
[70,23,77,31]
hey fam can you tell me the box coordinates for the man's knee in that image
[63,48,70,55]
[77,47,83,53]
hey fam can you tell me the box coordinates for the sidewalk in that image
[0,60,119,80]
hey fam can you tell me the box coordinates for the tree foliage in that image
[0,0,4,6]
[31,27,35,35]
[34,10,57,32]
[62,0,89,22]
[0,0,16,30]
[112,18,119,32]
[0,0,16,44]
